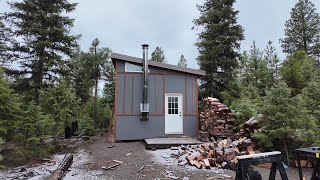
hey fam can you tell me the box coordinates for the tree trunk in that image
[49,153,73,180]
[93,69,98,127]
[283,140,290,165]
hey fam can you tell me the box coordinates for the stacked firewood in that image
[198,97,234,141]
[234,117,260,140]
[174,138,254,170]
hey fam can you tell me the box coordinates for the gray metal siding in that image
[116,116,196,140]
[115,61,198,140]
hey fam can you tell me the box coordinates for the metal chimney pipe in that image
[141,44,149,117]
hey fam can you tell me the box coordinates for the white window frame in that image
[125,62,143,72]
[125,62,150,72]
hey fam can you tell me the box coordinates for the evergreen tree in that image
[0,15,12,63]
[264,41,280,82]
[41,79,78,143]
[5,0,79,104]
[280,0,320,56]
[281,50,317,95]
[88,38,111,126]
[69,50,93,104]
[0,67,21,141]
[302,77,320,126]
[193,0,244,99]
[151,46,166,62]
[178,54,187,67]
[243,42,273,96]
[103,58,115,108]
[256,81,301,164]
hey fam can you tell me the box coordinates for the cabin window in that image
[125,62,143,72]
[168,97,179,114]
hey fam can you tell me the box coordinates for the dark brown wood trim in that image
[117,71,197,76]
[184,76,187,114]
[132,75,134,113]
[114,61,118,141]
[163,75,165,114]
[116,113,195,117]
[192,77,194,114]
[196,78,199,137]
[123,74,126,114]
[155,74,158,113]
[116,113,163,116]
[184,114,197,116]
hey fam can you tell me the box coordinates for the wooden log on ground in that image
[49,153,73,180]
[203,159,211,169]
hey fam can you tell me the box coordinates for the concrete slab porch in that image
[144,137,202,149]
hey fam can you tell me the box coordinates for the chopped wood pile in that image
[198,97,234,141]
[173,138,254,170]
[234,117,259,139]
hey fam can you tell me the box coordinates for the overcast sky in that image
[1,0,320,69]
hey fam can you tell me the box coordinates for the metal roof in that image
[111,52,205,76]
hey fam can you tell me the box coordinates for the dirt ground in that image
[78,135,314,180]
[0,135,315,180]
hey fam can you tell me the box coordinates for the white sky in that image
[1,0,320,69]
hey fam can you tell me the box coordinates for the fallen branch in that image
[102,160,123,171]
[49,153,73,180]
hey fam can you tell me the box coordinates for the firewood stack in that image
[198,97,234,142]
[174,138,254,170]
[234,117,259,140]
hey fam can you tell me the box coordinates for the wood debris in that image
[174,136,255,170]
[198,97,234,142]
[49,153,73,180]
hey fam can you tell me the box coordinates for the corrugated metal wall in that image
[115,61,198,140]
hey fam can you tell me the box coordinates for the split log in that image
[49,153,73,180]
[203,159,211,169]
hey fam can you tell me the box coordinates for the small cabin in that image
[111,44,205,141]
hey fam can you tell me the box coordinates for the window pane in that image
[175,109,178,114]
[168,109,171,114]
[175,103,178,108]
[169,103,171,108]
[125,62,143,72]
[175,97,178,102]
[168,97,171,102]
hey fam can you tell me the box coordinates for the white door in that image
[165,93,183,134]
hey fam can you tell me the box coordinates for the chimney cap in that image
[142,44,149,48]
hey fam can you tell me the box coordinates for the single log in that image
[49,153,73,180]
[203,159,211,169]
[186,152,200,165]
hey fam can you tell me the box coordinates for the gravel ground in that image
[0,135,314,180]
[82,135,314,180]
[83,136,234,180]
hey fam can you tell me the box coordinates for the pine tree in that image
[5,0,79,104]
[0,15,12,63]
[88,38,111,126]
[257,81,301,164]
[264,41,280,82]
[69,50,93,104]
[178,54,187,67]
[103,58,115,109]
[281,50,317,95]
[243,41,273,96]
[280,0,320,56]
[151,47,166,62]
[0,67,21,141]
[193,0,244,99]
[41,79,78,143]
[302,77,320,126]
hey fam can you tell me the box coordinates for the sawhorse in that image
[296,147,320,180]
[235,151,288,180]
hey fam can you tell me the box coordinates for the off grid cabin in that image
[111,44,205,141]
